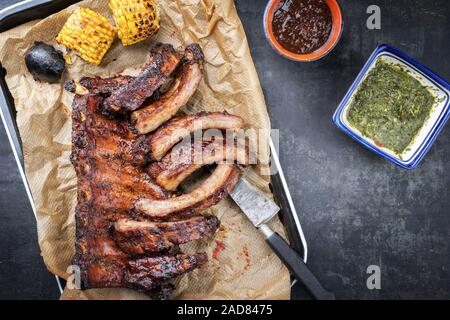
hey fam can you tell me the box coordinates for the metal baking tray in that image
[0,0,308,299]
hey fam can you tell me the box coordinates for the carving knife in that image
[229,176,335,300]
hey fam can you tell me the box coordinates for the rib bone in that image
[134,164,242,218]
[132,44,204,134]
[148,136,250,191]
[103,43,180,113]
[148,112,244,161]
[112,216,220,255]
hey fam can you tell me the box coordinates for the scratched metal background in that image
[0,0,449,299]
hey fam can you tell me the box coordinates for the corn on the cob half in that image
[56,7,117,65]
[109,0,160,46]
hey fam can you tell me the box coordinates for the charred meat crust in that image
[102,43,180,113]
[133,164,242,218]
[79,75,135,95]
[130,134,153,167]
[131,44,205,134]
[112,216,220,255]
[65,75,135,96]
[182,42,205,65]
[125,253,208,292]
[145,283,175,300]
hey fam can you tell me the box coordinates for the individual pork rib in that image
[82,253,206,299]
[79,75,134,95]
[148,136,250,191]
[132,44,204,134]
[103,43,180,114]
[134,164,242,218]
[112,216,220,255]
[65,76,136,96]
[125,253,207,292]
[133,112,244,162]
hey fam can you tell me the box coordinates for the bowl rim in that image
[332,44,450,169]
[263,0,343,62]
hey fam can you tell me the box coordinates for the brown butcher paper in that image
[0,0,290,299]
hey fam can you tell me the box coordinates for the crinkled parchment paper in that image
[0,0,290,299]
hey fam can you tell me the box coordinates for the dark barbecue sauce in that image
[272,0,332,54]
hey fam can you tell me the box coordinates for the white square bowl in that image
[333,44,450,169]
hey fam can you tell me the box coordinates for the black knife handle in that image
[264,229,335,300]
[269,166,305,256]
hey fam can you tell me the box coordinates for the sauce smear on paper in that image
[212,240,225,260]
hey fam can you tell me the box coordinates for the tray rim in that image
[0,0,308,296]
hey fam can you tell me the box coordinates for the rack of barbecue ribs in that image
[69,43,247,299]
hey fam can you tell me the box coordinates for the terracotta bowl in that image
[263,0,343,62]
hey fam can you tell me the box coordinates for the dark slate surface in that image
[0,0,449,299]
[0,0,60,301]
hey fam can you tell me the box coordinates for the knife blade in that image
[229,176,335,300]
[229,177,280,227]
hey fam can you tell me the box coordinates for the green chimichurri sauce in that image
[347,60,435,155]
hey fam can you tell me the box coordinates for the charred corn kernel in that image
[56,7,116,65]
[63,53,72,65]
[109,0,160,46]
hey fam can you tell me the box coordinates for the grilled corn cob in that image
[56,7,117,65]
[109,0,160,46]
